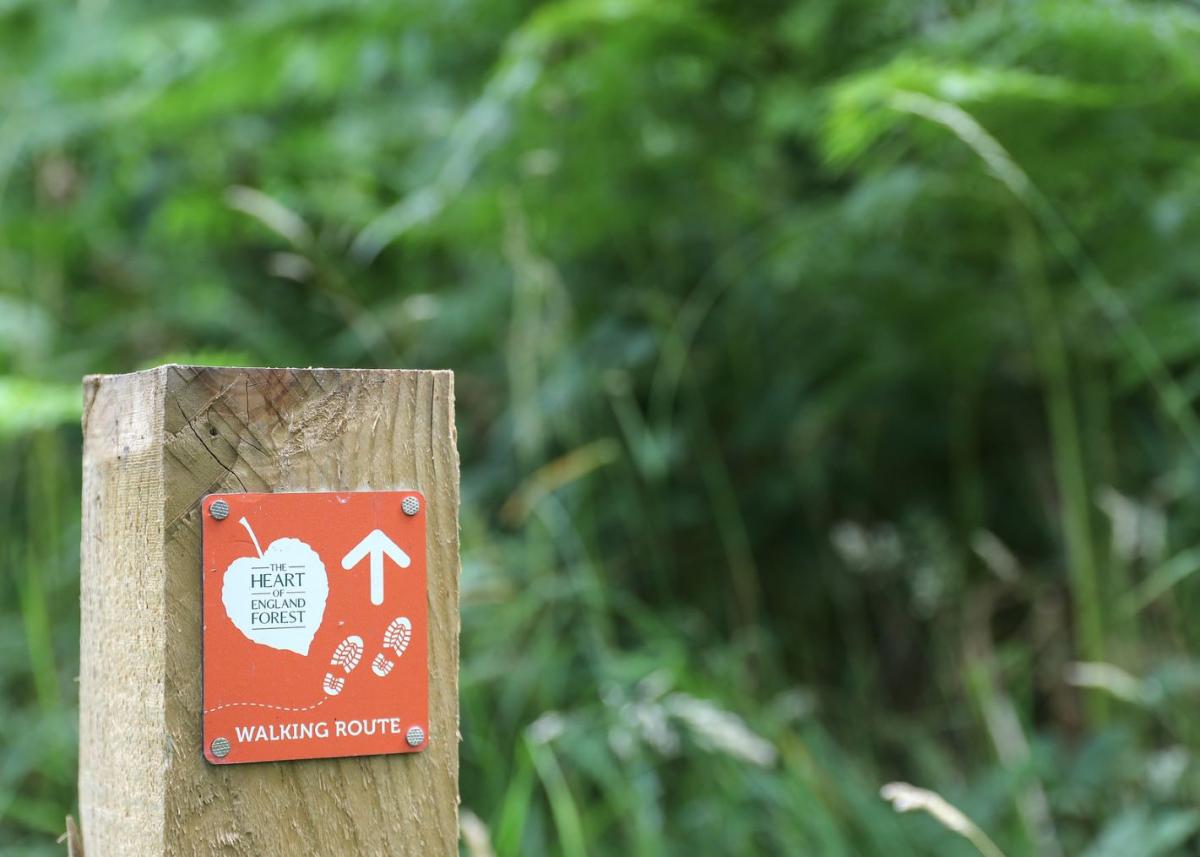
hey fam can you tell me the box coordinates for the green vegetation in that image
[4,0,1200,853]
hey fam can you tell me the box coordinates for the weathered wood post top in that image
[80,366,460,856]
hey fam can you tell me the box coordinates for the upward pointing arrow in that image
[341,529,411,605]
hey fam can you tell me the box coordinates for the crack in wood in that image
[176,399,248,493]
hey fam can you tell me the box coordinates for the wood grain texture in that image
[81,366,460,856]
[80,368,166,856]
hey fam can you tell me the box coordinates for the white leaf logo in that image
[221,517,328,656]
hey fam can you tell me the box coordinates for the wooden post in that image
[80,366,460,855]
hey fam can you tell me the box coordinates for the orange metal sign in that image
[201,491,428,765]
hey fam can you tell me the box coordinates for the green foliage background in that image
[4,0,1200,854]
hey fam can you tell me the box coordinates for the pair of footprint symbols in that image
[321,616,412,696]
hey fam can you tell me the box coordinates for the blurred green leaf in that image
[0,379,79,438]
[1082,807,1200,857]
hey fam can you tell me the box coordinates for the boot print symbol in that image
[322,635,364,696]
[371,617,412,677]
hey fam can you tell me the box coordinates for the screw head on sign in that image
[209,499,230,520]
[211,737,231,759]
[402,496,420,517]
[406,725,425,747]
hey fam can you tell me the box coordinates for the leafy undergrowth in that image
[4,0,1200,854]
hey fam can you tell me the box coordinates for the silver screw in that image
[211,737,231,758]
[405,725,425,747]
[402,496,420,517]
[209,499,230,520]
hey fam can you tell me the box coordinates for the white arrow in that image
[341,529,411,606]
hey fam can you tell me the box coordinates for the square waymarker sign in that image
[201,491,428,765]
